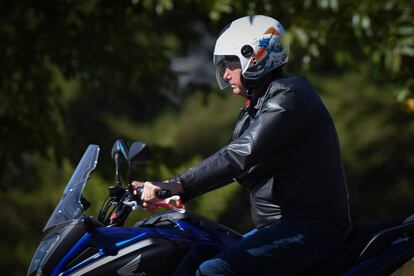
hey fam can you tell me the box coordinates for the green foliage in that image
[0,155,70,274]
[0,0,204,183]
[109,91,243,156]
[311,69,414,221]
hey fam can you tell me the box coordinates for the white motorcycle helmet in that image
[213,15,288,90]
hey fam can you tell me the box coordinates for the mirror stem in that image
[114,154,121,186]
[126,164,132,186]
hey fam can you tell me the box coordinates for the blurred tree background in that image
[0,0,413,274]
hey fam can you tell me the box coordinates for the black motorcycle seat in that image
[303,214,410,275]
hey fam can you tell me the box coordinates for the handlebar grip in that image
[156,189,172,199]
[132,187,172,199]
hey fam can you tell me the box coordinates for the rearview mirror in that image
[128,141,150,164]
[111,139,129,160]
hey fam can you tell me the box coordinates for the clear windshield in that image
[43,145,100,232]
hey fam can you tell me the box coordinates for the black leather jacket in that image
[176,74,351,229]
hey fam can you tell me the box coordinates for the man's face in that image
[222,57,247,97]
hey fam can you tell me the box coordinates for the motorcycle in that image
[28,140,414,275]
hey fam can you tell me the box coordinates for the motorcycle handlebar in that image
[127,186,184,211]
[156,189,172,199]
[132,187,172,200]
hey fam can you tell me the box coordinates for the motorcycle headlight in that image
[28,234,61,276]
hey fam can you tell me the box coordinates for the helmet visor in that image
[213,55,241,90]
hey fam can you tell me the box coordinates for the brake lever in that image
[123,200,138,210]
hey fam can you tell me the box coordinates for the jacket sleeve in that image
[177,88,306,201]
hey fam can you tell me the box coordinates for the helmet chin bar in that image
[241,73,264,98]
[241,67,285,98]
[240,73,249,96]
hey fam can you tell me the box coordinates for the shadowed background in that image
[0,0,413,274]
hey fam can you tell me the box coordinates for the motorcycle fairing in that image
[57,211,243,275]
[44,145,100,232]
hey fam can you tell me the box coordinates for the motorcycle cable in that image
[98,196,111,223]
[107,192,132,226]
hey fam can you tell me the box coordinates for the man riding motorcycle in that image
[134,15,352,275]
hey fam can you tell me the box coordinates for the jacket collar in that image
[249,72,286,110]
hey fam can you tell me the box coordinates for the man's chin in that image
[231,87,241,94]
[233,89,248,98]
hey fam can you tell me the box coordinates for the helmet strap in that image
[241,74,255,98]
[241,67,285,99]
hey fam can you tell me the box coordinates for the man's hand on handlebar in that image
[131,179,183,208]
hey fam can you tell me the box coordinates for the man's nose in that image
[223,67,231,80]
